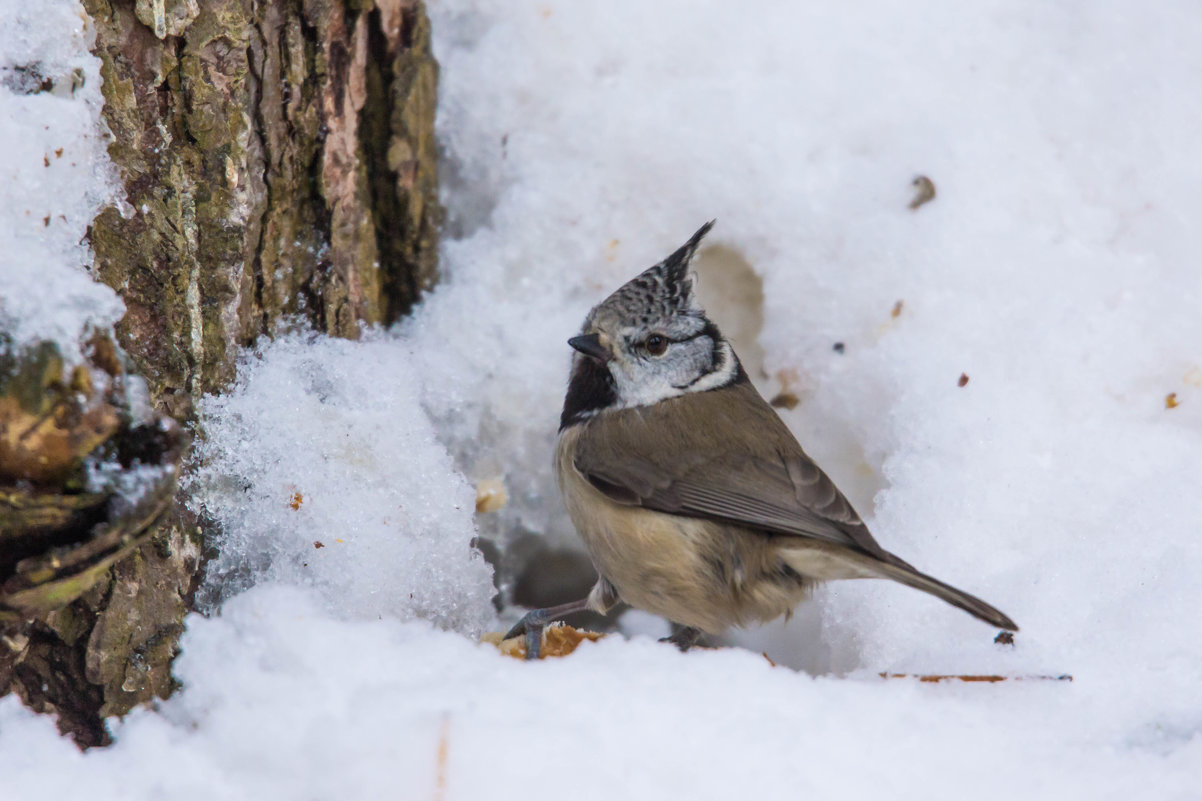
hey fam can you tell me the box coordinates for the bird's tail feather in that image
[871,556,1018,631]
[780,543,1018,631]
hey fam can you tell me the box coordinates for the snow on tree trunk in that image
[0,0,441,747]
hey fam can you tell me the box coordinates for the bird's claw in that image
[504,608,553,660]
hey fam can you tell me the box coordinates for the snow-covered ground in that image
[3,0,1202,798]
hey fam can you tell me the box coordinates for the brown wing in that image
[573,378,893,561]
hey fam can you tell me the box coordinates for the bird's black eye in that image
[644,334,668,356]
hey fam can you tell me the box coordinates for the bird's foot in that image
[660,626,703,652]
[503,609,555,660]
[502,598,594,660]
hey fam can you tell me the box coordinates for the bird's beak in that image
[568,333,612,363]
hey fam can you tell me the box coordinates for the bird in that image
[505,221,1017,658]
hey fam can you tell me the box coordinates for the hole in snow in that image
[691,243,766,386]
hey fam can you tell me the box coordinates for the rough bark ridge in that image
[0,0,441,747]
[86,0,439,416]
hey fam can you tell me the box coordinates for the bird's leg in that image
[503,598,594,660]
[660,626,703,652]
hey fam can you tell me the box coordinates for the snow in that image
[4,0,1202,798]
[185,331,495,635]
[3,586,1201,800]
[0,3,123,353]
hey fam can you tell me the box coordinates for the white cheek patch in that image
[611,368,684,408]
[678,340,738,394]
[610,340,737,409]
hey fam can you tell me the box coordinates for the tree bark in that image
[0,0,441,747]
[88,0,440,414]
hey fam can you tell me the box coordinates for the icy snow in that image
[186,331,495,635]
[4,0,1202,798]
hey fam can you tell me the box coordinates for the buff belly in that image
[555,427,814,634]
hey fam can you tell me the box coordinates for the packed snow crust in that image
[4,0,1202,798]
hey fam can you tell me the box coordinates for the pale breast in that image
[555,425,812,633]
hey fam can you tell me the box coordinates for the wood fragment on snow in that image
[880,673,1072,683]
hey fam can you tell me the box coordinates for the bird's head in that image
[561,221,741,428]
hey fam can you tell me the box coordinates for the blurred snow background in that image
[4,0,1202,798]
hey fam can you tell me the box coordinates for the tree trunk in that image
[0,0,440,747]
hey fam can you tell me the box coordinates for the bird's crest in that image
[587,221,714,329]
